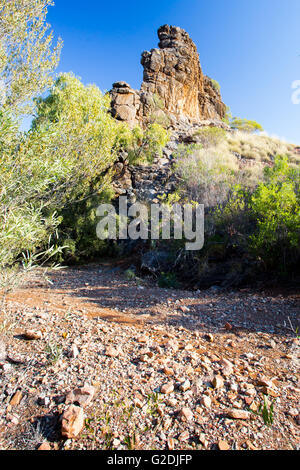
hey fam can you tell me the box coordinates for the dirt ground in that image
[0,263,299,450]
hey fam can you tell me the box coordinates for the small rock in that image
[201,395,212,409]
[218,440,230,450]
[163,417,173,430]
[105,346,121,358]
[261,386,279,398]
[179,407,193,422]
[0,339,6,361]
[178,430,189,442]
[6,413,19,425]
[167,437,175,450]
[38,442,51,450]
[65,384,96,408]
[69,344,79,359]
[61,405,85,439]
[166,398,177,407]
[161,382,174,394]
[1,363,12,372]
[24,330,43,340]
[139,354,150,363]
[256,375,273,388]
[179,380,191,392]
[228,409,250,420]
[220,358,234,377]
[180,306,190,313]
[166,340,179,352]
[112,438,120,447]
[163,367,174,376]
[199,433,209,449]
[212,375,224,389]
[137,335,148,343]
[205,333,214,343]
[10,390,23,406]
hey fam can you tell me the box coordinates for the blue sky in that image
[47,0,300,143]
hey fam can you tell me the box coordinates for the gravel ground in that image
[0,264,299,450]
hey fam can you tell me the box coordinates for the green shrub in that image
[0,0,62,115]
[158,272,180,289]
[210,79,221,93]
[215,156,300,274]
[0,73,122,268]
[121,123,169,165]
[173,143,202,159]
[230,117,263,133]
[249,156,300,271]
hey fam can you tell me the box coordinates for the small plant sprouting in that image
[251,395,275,427]
[46,342,62,365]
[124,269,136,281]
[124,431,137,450]
[146,392,162,417]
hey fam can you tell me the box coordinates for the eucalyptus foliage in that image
[0,0,62,115]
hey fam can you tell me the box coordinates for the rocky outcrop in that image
[110,25,226,127]
[110,81,141,128]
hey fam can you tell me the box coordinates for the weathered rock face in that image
[110,81,141,128]
[110,25,226,127]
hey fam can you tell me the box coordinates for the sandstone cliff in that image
[110,25,226,127]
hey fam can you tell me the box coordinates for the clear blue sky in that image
[47,0,300,143]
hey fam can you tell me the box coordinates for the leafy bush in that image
[0,73,123,268]
[230,117,263,133]
[0,69,170,269]
[158,272,180,289]
[249,156,300,271]
[214,156,300,274]
[210,79,221,93]
[119,123,169,165]
[0,0,62,115]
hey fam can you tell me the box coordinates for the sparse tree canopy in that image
[230,117,263,133]
[0,0,62,114]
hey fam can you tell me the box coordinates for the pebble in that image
[212,375,224,389]
[161,382,174,394]
[24,330,43,340]
[65,384,96,408]
[179,380,191,392]
[218,440,230,450]
[10,390,23,406]
[228,409,251,420]
[201,395,212,409]
[179,407,194,422]
[38,442,51,450]
[105,346,121,358]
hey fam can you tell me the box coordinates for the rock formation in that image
[110,25,226,127]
